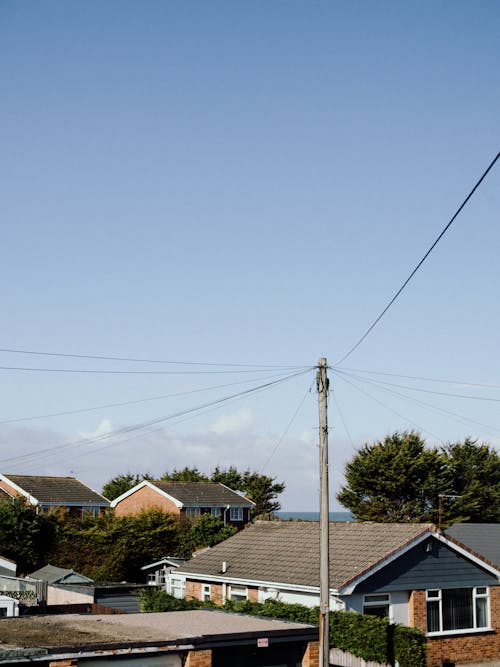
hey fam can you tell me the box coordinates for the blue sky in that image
[0,1,499,509]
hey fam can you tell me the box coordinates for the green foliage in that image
[101,473,152,501]
[136,592,426,667]
[393,625,427,667]
[0,499,59,573]
[337,431,447,522]
[50,509,181,581]
[161,467,208,482]
[442,439,500,523]
[330,611,389,662]
[177,513,237,558]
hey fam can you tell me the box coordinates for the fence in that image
[0,575,47,606]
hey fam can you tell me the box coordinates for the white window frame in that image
[170,577,185,599]
[426,587,490,635]
[229,584,248,601]
[229,506,243,521]
[211,507,221,517]
[202,584,211,602]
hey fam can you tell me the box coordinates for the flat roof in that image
[0,610,317,654]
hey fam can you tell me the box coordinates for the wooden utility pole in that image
[317,357,330,667]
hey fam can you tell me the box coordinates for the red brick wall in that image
[113,485,180,517]
[302,640,319,667]
[248,586,259,602]
[184,649,212,666]
[185,580,202,601]
[410,586,500,666]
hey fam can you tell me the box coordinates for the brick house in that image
[0,473,110,518]
[110,480,254,527]
[174,521,500,667]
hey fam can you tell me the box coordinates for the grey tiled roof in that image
[29,564,93,584]
[177,520,432,590]
[445,523,500,568]
[152,481,254,507]
[4,475,109,506]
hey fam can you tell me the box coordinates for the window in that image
[211,507,221,517]
[363,594,390,618]
[170,577,185,599]
[426,587,489,634]
[202,584,211,602]
[229,585,248,601]
[230,507,243,521]
[185,507,201,517]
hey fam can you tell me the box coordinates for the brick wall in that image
[302,640,319,667]
[184,649,212,666]
[185,580,202,601]
[410,586,500,667]
[113,485,180,517]
[248,586,259,602]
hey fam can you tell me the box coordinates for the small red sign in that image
[257,637,269,648]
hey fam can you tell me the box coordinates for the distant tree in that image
[338,431,500,524]
[211,466,285,516]
[178,514,237,558]
[161,467,208,482]
[0,499,59,573]
[102,472,152,501]
[337,432,449,523]
[442,439,500,523]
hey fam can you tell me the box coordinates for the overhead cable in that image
[336,151,500,366]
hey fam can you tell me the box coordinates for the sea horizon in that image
[276,510,355,521]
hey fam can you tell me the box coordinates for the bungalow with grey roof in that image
[173,520,500,667]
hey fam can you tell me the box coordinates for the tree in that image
[337,432,449,523]
[338,431,500,524]
[177,514,237,558]
[161,467,208,482]
[0,499,59,573]
[442,439,500,523]
[102,472,152,501]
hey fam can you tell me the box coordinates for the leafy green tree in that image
[442,439,500,523]
[337,432,449,523]
[0,499,60,573]
[161,467,208,482]
[178,513,237,558]
[50,509,181,581]
[102,472,152,501]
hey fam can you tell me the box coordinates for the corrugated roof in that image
[3,475,109,506]
[177,520,432,590]
[446,523,500,569]
[152,481,254,506]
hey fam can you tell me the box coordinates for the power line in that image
[335,371,444,442]
[0,346,306,370]
[334,368,500,403]
[0,369,300,425]
[336,151,500,366]
[0,368,313,468]
[337,367,500,390]
[0,364,309,376]
[334,368,500,438]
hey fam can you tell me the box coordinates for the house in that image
[446,522,500,568]
[110,480,255,527]
[0,609,318,667]
[174,520,500,667]
[0,473,110,517]
[0,556,16,578]
[0,594,19,618]
[29,564,94,586]
[141,556,186,586]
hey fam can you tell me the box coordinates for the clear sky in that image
[1,1,499,510]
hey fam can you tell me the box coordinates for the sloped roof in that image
[2,474,109,506]
[446,523,500,569]
[0,486,14,500]
[150,481,254,507]
[177,520,433,591]
[29,564,93,584]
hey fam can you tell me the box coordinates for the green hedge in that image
[136,590,426,667]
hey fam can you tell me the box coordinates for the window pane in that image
[364,605,389,618]
[476,597,488,628]
[427,600,440,632]
[442,588,473,631]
